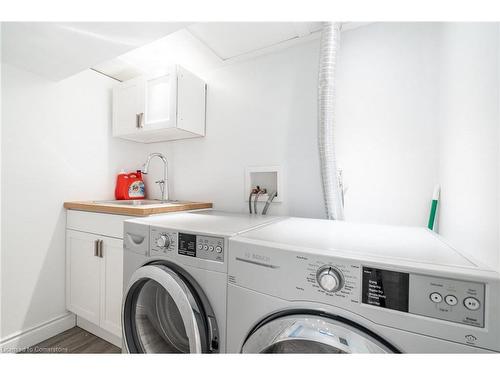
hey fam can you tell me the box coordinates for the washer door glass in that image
[242,314,395,354]
[123,265,207,353]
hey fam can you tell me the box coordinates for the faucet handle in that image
[155,180,166,201]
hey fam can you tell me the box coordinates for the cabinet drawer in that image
[67,210,133,239]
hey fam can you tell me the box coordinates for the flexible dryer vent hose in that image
[318,22,344,220]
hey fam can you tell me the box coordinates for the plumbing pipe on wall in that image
[318,22,344,220]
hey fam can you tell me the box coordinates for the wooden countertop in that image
[64,200,213,217]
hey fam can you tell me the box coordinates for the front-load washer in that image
[227,217,500,353]
[122,210,282,353]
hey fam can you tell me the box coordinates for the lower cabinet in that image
[66,229,123,338]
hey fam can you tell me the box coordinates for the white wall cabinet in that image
[112,65,206,143]
[66,230,123,338]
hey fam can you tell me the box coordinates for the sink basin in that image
[94,199,180,206]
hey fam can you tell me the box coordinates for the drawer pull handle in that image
[98,239,104,258]
[136,112,144,129]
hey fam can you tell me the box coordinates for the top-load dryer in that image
[122,210,282,353]
[226,218,500,353]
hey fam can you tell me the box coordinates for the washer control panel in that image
[361,267,485,327]
[408,274,485,328]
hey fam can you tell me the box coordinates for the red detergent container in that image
[115,170,145,200]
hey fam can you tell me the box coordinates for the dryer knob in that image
[156,235,170,249]
[316,266,343,293]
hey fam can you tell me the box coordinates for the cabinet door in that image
[143,69,177,131]
[66,230,101,325]
[99,237,124,337]
[112,77,143,136]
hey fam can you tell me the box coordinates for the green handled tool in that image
[427,185,440,231]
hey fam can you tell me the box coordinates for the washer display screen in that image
[361,267,409,312]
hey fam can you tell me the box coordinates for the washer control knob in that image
[316,266,343,293]
[156,235,170,249]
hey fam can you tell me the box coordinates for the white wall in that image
[335,23,441,226]
[145,24,442,225]
[0,64,146,343]
[145,39,326,218]
[437,23,500,270]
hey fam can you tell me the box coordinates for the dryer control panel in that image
[150,227,177,255]
[361,267,485,327]
[178,232,224,263]
[150,227,224,263]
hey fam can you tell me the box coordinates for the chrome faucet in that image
[141,152,169,201]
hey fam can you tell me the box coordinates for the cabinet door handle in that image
[136,112,144,129]
[98,239,104,258]
[94,240,99,257]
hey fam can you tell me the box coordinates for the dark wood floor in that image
[21,327,121,354]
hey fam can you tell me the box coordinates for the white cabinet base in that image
[77,316,122,348]
[115,126,203,143]
[66,212,127,346]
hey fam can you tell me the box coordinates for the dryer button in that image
[464,297,480,311]
[430,292,443,303]
[445,295,458,306]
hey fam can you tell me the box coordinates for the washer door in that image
[122,264,216,353]
[242,313,397,353]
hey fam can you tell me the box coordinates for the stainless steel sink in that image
[93,199,180,206]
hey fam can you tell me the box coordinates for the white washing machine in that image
[227,218,500,353]
[122,210,282,353]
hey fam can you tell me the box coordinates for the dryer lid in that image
[233,218,477,269]
[128,210,282,237]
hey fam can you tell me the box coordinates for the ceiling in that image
[93,22,372,82]
[1,22,371,82]
[186,22,323,60]
[92,22,327,81]
[1,22,187,81]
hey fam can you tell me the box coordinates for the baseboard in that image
[76,316,122,348]
[0,313,76,353]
